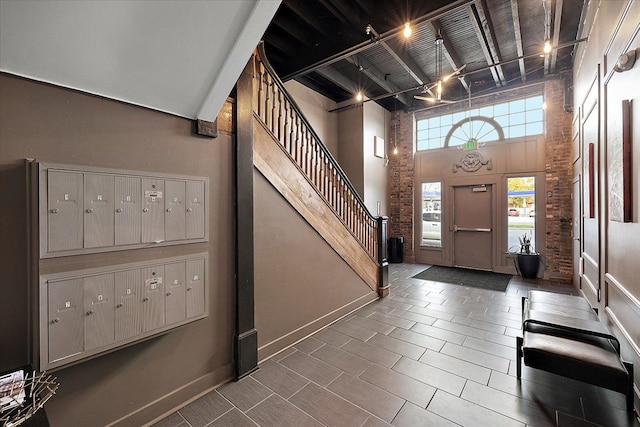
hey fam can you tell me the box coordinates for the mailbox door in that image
[185,180,205,239]
[114,269,142,341]
[164,262,186,325]
[141,178,165,243]
[165,180,186,241]
[141,265,165,332]
[84,173,115,248]
[115,176,142,245]
[84,273,115,350]
[186,259,205,318]
[48,171,83,252]
[48,278,84,362]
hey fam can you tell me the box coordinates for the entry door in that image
[572,177,582,288]
[453,185,493,270]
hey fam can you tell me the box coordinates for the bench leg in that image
[623,360,634,412]
[516,336,523,379]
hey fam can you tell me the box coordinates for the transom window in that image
[416,95,544,151]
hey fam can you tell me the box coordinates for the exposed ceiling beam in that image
[319,0,363,28]
[285,0,332,36]
[471,0,506,86]
[466,4,501,86]
[543,0,552,75]
[345,55,412,106]
[427,19,470,93]
[314,66,359,95]
[510,0,526,82]
[283,0,476,81]
[316,0,352,27]
[271,13,321,45]
[550,0,564,73]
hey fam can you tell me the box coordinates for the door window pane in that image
[422,182,442,247]
[507,176,535,252]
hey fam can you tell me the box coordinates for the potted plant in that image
[516,232,540,279]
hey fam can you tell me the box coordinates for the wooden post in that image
[234,54,258,379]
[377,216,389,297]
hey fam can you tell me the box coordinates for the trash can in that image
[388,237,403,263]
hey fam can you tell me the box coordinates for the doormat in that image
[412,266,512,292]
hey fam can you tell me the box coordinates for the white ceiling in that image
[0,0,281,121]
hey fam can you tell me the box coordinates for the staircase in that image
[250,44,387,295]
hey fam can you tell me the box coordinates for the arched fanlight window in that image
[444,116,504,147]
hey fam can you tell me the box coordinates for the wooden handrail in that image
[253,43,378,261]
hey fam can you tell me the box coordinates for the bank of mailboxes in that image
[40,164,208,258]
[39,254,208,370]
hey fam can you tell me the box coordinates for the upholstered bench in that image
[516,291,634,412]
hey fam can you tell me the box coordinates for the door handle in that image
[454,226,491,232]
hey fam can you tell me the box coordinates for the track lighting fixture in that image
[403,22,412,38]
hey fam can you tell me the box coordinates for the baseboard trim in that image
[106,362,234,427]
[257,292,378,361]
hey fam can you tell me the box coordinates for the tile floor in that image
[152,263,639,427]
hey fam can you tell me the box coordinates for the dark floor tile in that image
[310,342,371,375]
[388,308,437,326]
[289,382,369,427]
[389,327,446,352]
[150,412,186,427]
[409,321,466,345]
[330,321,377,342]
[246,394,323,427]
[462,335,515,360]
[461,379,557,426]
[218,376,272,411]
[327,373,405,422]
[209,408,257,427]
[362,415,393,427]
[392,356,466,396]
[367,333,426,360]
[359,364,437,408]
[293,336,324,354]
[428,389,525,427]
[341,338,402,368]
[178,391,233,427]
[279,350,341,386]
[419,349,491,384]
[391,401,459,427]
[312,328,352,347]
[367,311,416,330]
[557,411,602,427]
[440,342,510,373]
[251,360,309,399]
[347,315,396,335]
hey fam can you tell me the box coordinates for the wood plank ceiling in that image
[261,0,585,111]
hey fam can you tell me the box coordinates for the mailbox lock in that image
[143,208,149,213]
[86,310,94,316]
[50,209,59,214]
[187,208,193,212]
[166,208,172,213]
[51,318,60,324]
[166,291,172,296]
[116,208,123,213]
[187,287,192,291]
[143,297,149,302]
[116,303,124,308]
[86,208,94,213]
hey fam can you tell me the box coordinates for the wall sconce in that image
[543,39,552,54]
[374,136,385,158]
[614,48,637,73]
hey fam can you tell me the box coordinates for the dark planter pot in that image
[517,253,540,279]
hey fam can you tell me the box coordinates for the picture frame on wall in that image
[608,99,632,222]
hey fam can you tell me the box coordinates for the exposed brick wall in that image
[388,111,415,262]
[544,77,574,281]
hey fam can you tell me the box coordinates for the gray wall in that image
[363,102,390,216]
[253,171,376,360]
[572,0,640,403]
[0,74,235,426]
[337,106,365,197]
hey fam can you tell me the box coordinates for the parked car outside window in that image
[508,207,520,216]
[422,211,442,241]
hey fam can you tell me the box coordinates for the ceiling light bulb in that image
[403,22,412,38]
[393,146,398,155]
[356,92,363,102]
[543,40,552,54]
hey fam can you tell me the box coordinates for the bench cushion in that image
[522,331,630,395]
